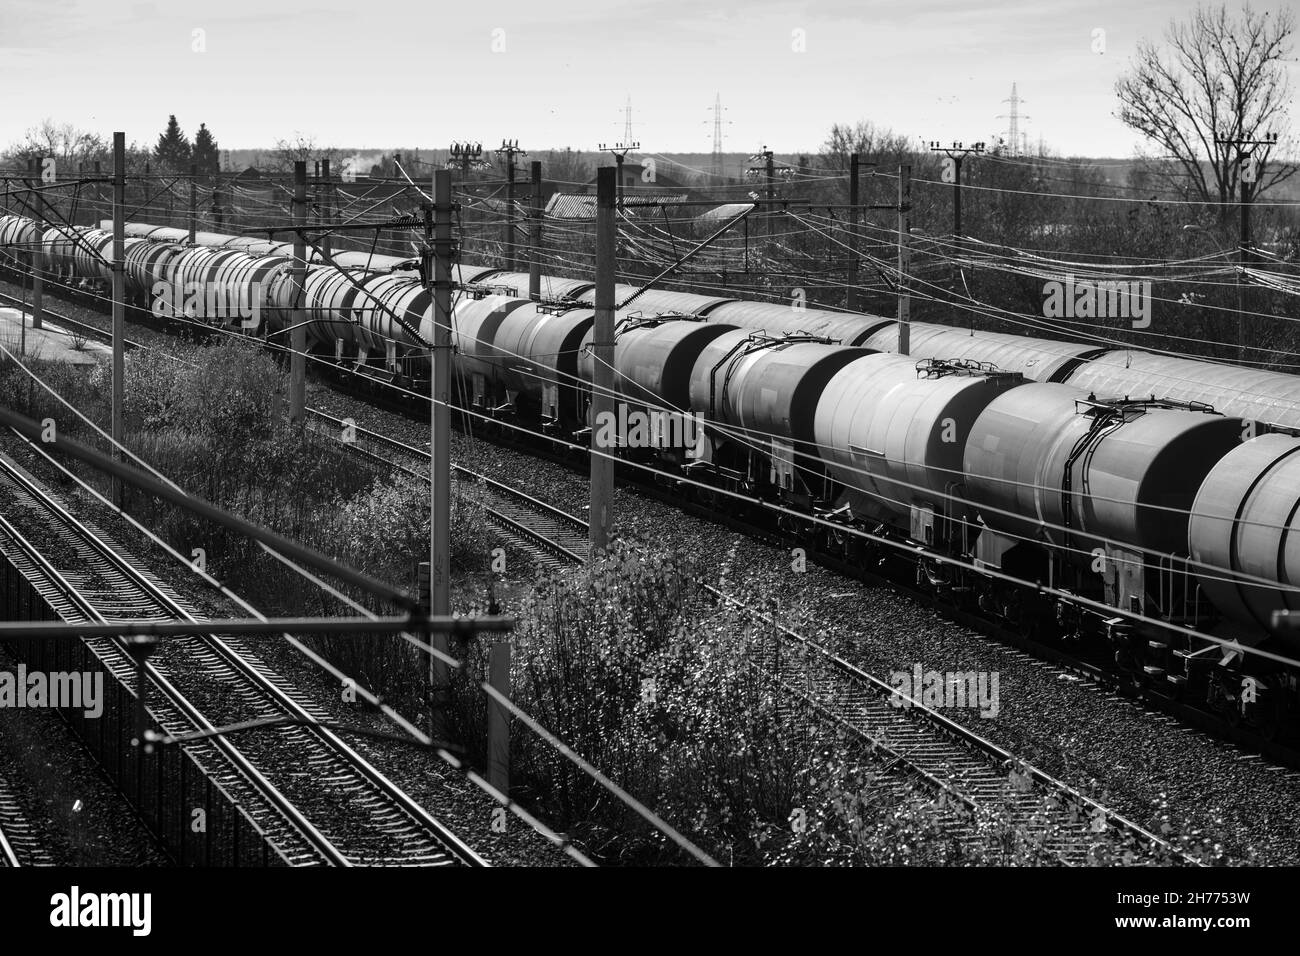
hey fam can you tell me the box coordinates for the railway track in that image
[0,774,52,867]
[308,411,1194,864]
[0,447,486,867]
[0,287,150,354]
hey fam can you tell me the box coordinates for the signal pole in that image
[598,141,640,210]
[495,139,526,270]
[1215,131,1278,363]
[590,167,616,552]
[111,133,125,506]
[897,164,911,356]
[290,162,307,423]
[529,160,543,301]
[427,169,455,736]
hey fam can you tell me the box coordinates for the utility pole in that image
[427,169,454,737]
[447,142,487,265]
[746,146,792,242]
[847,153,860,312]
[928,140,985,291]
[897,163,911,356]
[28,158,43,331]
[319,158,332,258]
[112,133,125,507]
[289,161,306,422]
[590,167,616,553]
[448,141,487,185]
[529,160,543,301]
[213,175,224,231]
[188,163,198,243]
[765,149,775,240]
[598,141,640,211]
[1215,131,1277,363]
[844,154,878,312]
[495,139,526,270]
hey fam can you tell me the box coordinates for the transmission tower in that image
[707,93,730,181]
[997,82,1031,157]
[622,95,634,144]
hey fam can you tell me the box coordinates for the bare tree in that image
[265,134,344,174]
[543,148,594,186]
[1115,3,1297,205]
[4,119,108,168]
[818,121,915,175]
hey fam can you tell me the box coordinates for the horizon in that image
[3,0,1295,162]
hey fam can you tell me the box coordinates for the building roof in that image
[545,192,692,220]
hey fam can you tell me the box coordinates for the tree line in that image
[1,115,222,176]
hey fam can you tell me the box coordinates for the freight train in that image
[4,213,1300,739]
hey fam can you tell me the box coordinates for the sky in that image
[0,0,1295,161]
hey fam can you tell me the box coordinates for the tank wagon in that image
[6,211,1300,734]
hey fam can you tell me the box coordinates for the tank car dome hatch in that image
[706,301,891,346]
[1064,351,1300,432]
[578,285,734,317]
[476,272,594,302]
[861,322,1107,382]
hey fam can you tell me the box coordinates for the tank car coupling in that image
[1103,615,1134,644]
[776,512,803,537]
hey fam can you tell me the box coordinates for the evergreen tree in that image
[192,123,219,175]
[154,115,191,170]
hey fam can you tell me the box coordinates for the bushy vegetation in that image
[443,536,1223,866]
